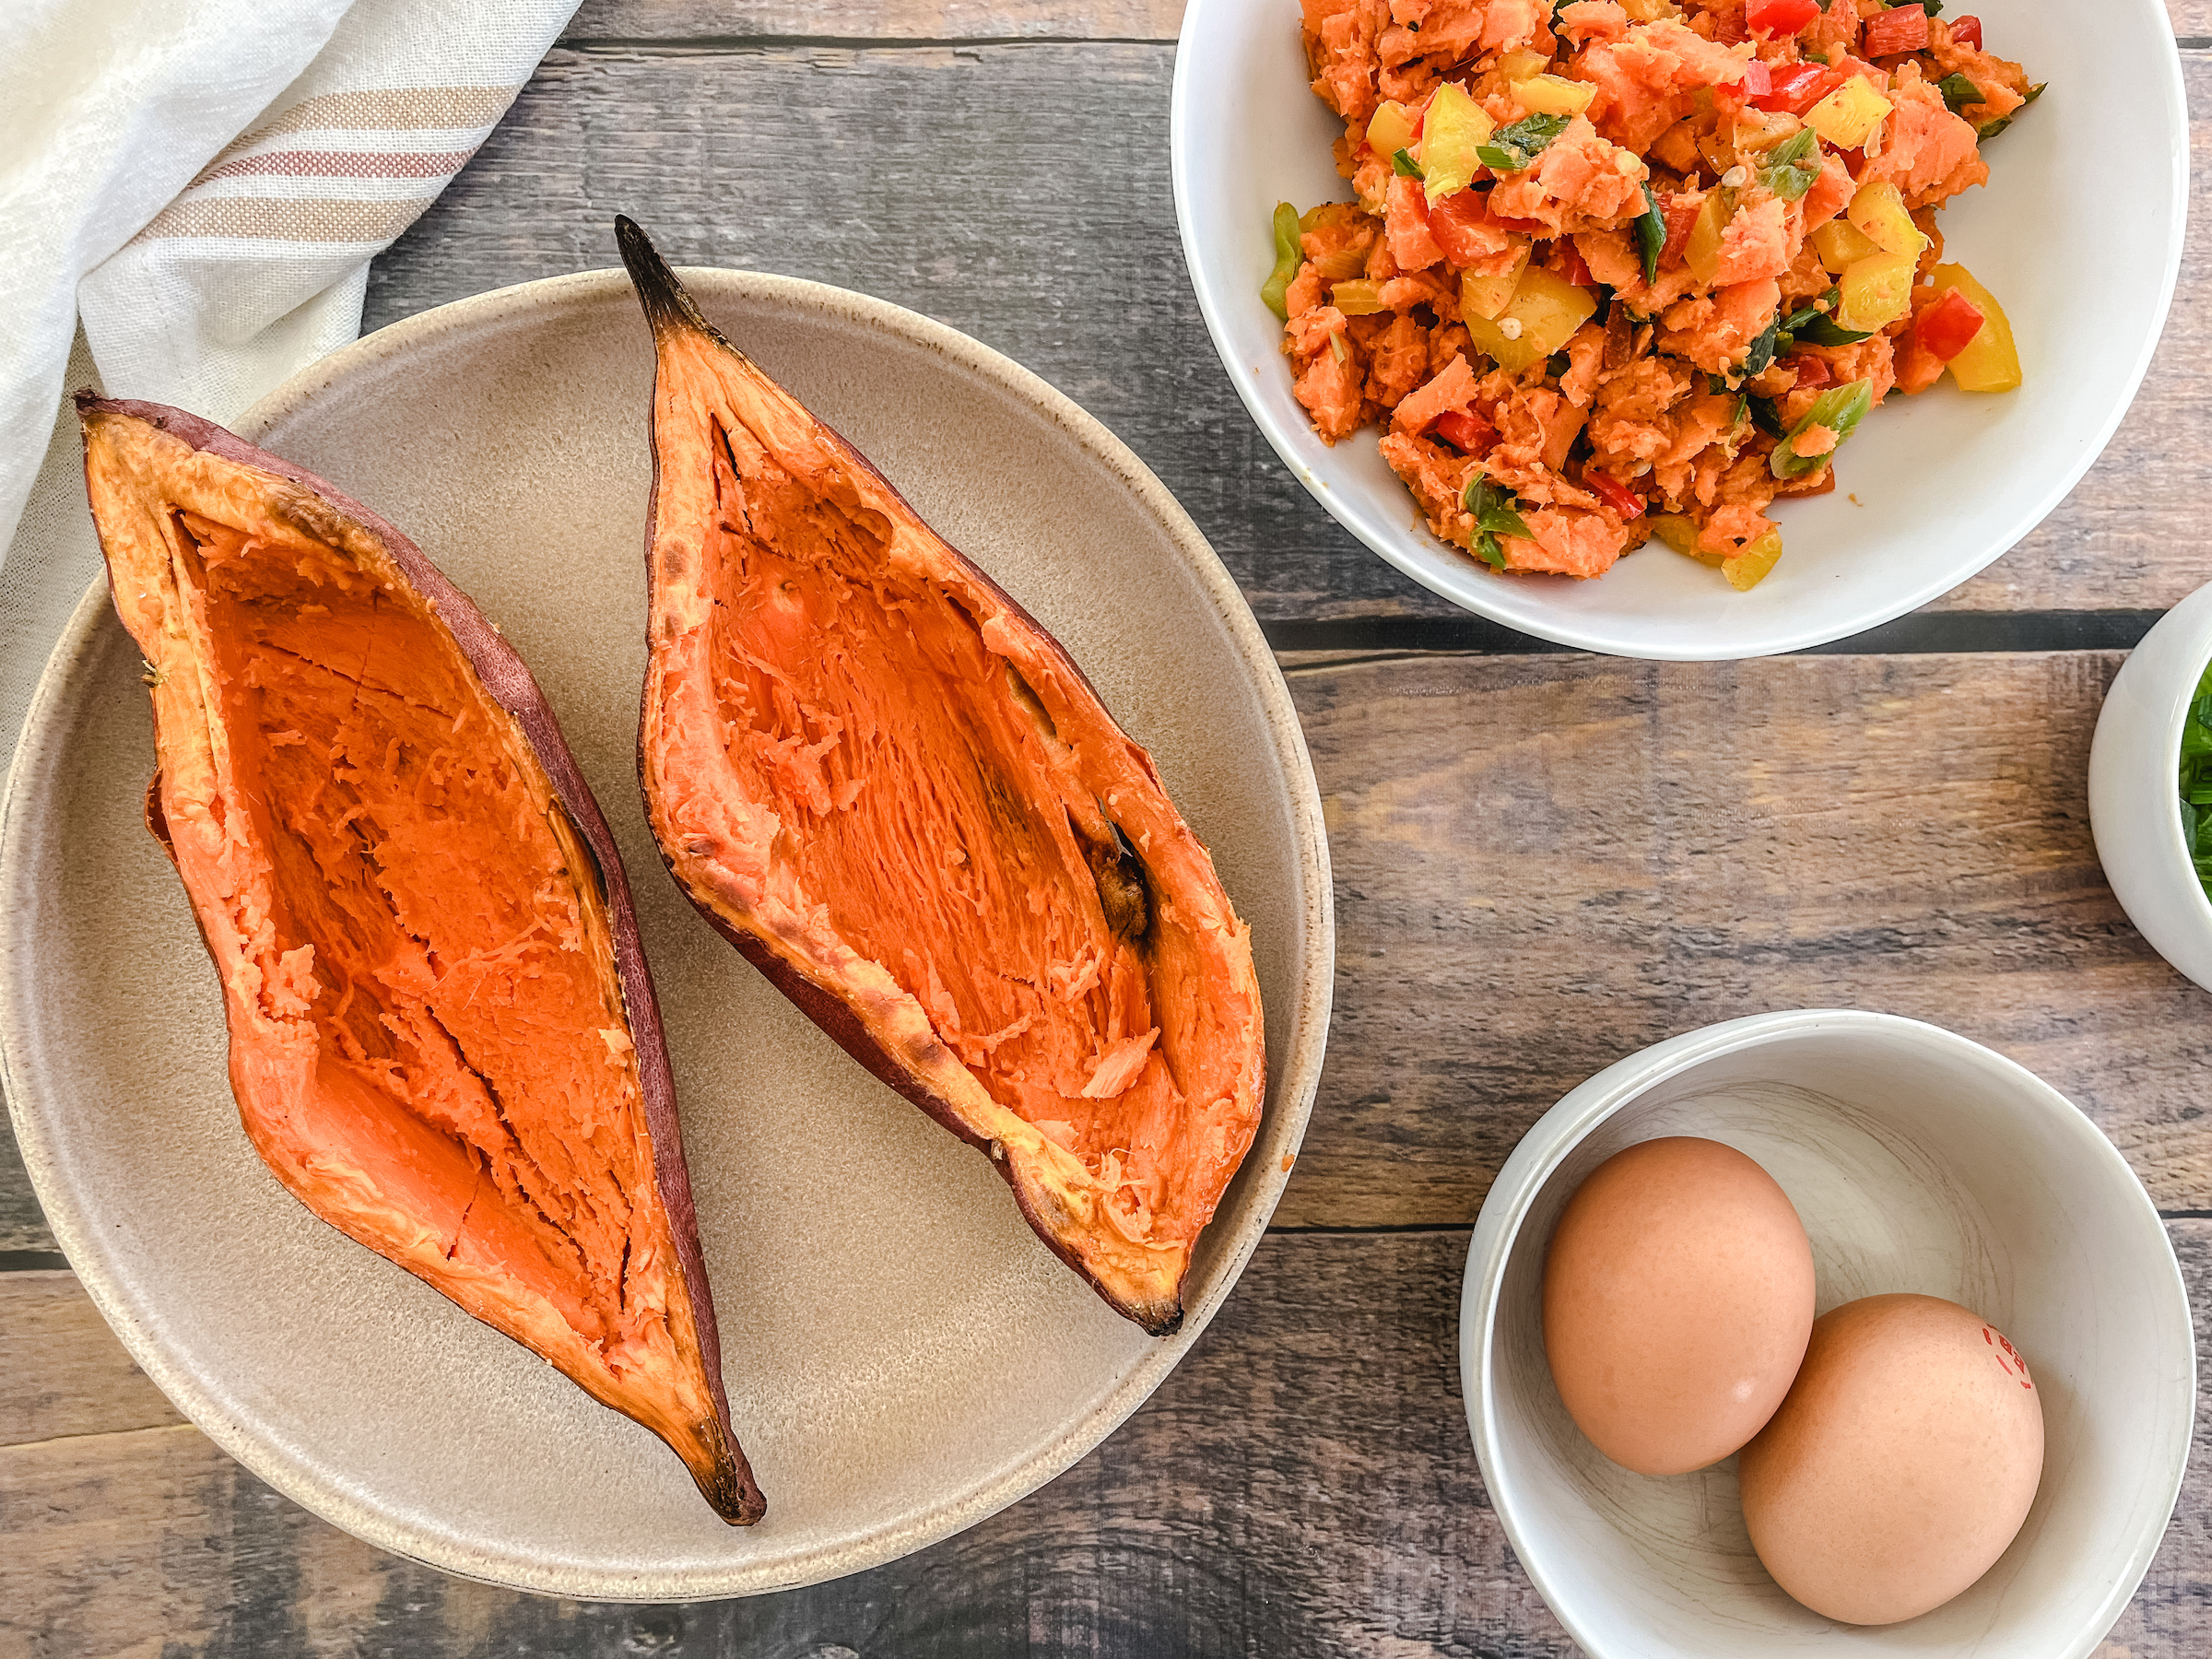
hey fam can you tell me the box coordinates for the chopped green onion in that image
[1477,114,1571,174]
[1743,320,1783,378]
[1756,128,1821,204]
[1463,475,1536,570]
[1262,202,1302,321]
[1770,378,1874,480]
[1781,288,1873,348]
[1936,72,1983,114]
[1978,81,2044,142]
[1792,314,1874,347]
[1636,183,1665,287]
[1392,147,1425,179]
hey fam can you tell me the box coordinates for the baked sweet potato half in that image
[614,218,1265,1335]
[77,396,763,1524]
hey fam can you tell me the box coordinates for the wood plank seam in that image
[2,1423,201,1455]
[560,33,1180,50]
[548,35,2212,53]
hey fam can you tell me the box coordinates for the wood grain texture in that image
[0,1138,45,1255]
[1277,648,2212,1229]
[563,0,1184,41]
[557,0,2202,47]
[336,41,2210,628]
[0,1274,182,1448]
[7,1230,2208,1658]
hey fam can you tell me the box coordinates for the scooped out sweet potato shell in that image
[614,218,1268,1335]
[76,394,763,1524]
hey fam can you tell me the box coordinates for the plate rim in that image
[0,265,1336,1600]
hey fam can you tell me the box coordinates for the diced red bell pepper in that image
[1490,206,1550,235]
[1559,242,1593,288]
[1950,15,1983,49]
[1746,0,1820,34]
[1434,410,1499,456]
[1913,287,1988,362]
[1788,353,1833,390]
[1585,470,1646,520]
[1861,4,1930,58]
[1751,62,1843,115]
[1428,190,1492,267]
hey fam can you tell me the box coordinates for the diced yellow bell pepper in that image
[1723,528,1784,592]
[1464,266,1597,373]
[1422,81,1495,205]
[1367,100,1417,163]
[1620,0,1679,18]
[1695,125,1737,178]
[1811,218,1880,275]
[1649,513,1723,566]
[1927,265,2023,393]
[1685,192,1733,287]
[1311,243,1369,281]
[1837,249,1918,333]
[1845,181,1926,259]
[1458,241,1532,321]
[1806,76,1893,150]
[1331,278,1390,316]
[1512,75,1596,117]
[1497,49,1550,83]
[1734,112,1804,153]
[1651,514,1782,588]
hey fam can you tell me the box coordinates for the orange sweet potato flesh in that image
[615,219,1266,1335]
[77,397,763,1524]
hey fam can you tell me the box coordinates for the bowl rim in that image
[1456,1008,2194,1658]
[2088,582,2212,971]
[1168,0,2192,661]
[0,265,1338,1600]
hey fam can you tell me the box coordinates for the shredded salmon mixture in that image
[1283,0,2037,583]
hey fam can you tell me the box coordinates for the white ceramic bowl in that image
[1171,0,2188,659]
[2089,582,2212,993]
[1459,1010,2193,1658]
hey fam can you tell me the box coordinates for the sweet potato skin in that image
[78,395,763,1524]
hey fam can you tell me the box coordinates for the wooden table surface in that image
[6,4,2209,1654]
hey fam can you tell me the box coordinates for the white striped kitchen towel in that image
[0,0,575,756]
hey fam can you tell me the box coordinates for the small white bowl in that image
[2089,582,2212,993]
[1170,0,2187,660]
[1459,1010,2192,1658]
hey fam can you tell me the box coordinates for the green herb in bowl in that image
[2177,657,2212,896]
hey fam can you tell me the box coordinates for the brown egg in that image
[1542,1136,1815,1476]
[1738,1293,2045,1625]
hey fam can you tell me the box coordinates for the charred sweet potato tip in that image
[77,396,762,1524]
[615,218,1266,1335]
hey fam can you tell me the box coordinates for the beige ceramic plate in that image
[0,270,1333,1599]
